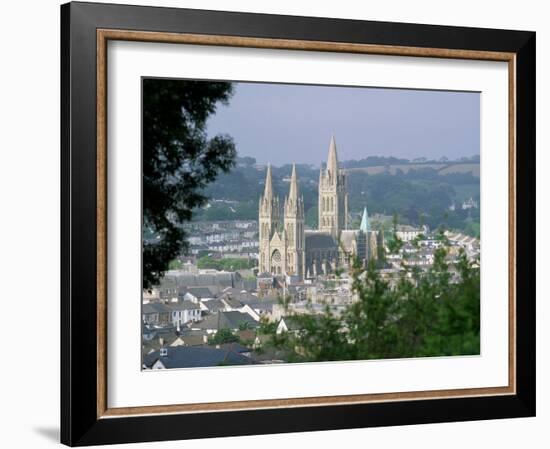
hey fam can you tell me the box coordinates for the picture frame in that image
[60,1,535,446]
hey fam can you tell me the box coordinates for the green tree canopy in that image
[259,248,480,362]
[142,79,236,289]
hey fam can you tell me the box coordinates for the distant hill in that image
[346,162,480,177]
[191,156,480,236]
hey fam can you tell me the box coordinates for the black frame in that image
[61,1,536,446]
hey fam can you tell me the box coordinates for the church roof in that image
[340,230,358,250]
[305,232,338,250]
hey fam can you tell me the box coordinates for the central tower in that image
[318,136,348,238]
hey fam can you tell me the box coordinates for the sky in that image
[206,81,480,166]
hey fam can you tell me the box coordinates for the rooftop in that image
[143,346,253,369]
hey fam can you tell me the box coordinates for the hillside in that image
[192,157,480,236]
[346,162,479,177]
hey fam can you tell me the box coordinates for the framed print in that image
[60,1,536,446]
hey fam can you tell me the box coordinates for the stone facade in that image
[258,136,381,280]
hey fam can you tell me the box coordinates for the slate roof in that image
[141,332,180,357]
[304,232,338,250]
[178,334,207,346]
[142,304,158,315]
[237,291,259,302]
[163,272,234,289]
[186,286,215,299]
[200,299,225,313]
[279,316,304,331]
[195,311,259,331]
[168,301,201,311]
[143,346,253,369]
[279,315,322,331]
[142,303,171,314]
[221,296,243,309]
[221,287,242,296]
[241,297,278,312]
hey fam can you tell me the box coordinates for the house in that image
[276,316,303,334]
[199,299,226,313]
[256,272,275,296]
[143,346,253,369]
[173,330,209,347]
[239,304,260,321]
[241,297,278,321]
[142,303,171,325]
[167,301,202,326]
[220,295,243,311]
[192,311,259,334]
[395,225,427,242]
[142,304,159,325]
[275,315,321,335]
[184,286,216,303]
[141,330,179,357]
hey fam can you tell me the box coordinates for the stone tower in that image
[318,136,349,238]
[258,164,280,273]
[283,164,305,279]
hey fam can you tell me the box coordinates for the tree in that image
[386,213,403,253]
[258,247,480,362]
[142,79,236,289]
[209,328,240,345]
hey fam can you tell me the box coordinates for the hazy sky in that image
[206,82,480,166]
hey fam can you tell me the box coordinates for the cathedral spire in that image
[288,163,298,201]
[327,135,339,179]
[263,164,273,200]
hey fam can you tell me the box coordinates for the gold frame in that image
[96,29,516,419]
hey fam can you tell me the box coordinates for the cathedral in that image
[258,136,381,281]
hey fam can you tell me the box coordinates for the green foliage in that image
[259,248,480,362]
[464,221,480,238]
[168,259,183,270]
[142,79,236,289]
[197,256,255,271]
[238,321,254,331]
[189,158,479,236]
[386,213,404,254]
[209,328,240,345]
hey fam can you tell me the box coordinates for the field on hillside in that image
[346,163,479,177]
[438,163,480,177]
